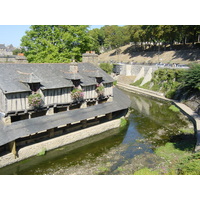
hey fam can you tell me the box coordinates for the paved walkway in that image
[117,82,200,152]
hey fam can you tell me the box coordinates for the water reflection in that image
[125,91,189,147]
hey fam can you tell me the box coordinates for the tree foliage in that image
[12,48,23,55]
[20,25,94,63]
[88,25,200,52]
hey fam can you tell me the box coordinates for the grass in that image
[130,78,144,86]
[133,140,198,175]
[177,152,200,175]
[155,142,190,162]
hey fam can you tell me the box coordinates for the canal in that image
[0,90,194,175]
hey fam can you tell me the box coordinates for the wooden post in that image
[28,113,32,119]
[81,120,87,128]
[3,116,11,125]
[48,128,55,138]
[80,101,87,109]
[107,96,113,102]
[46,107,54,115]
[9,141,17,158]
[106,113,112,120]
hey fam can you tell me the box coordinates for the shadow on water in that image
[170,134,196,151]
[0,90,194,175]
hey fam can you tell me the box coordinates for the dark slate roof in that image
[6,44,15,51]
[0,87,130,146]
[0,62,114,94]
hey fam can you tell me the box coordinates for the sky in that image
[0,25,105,48]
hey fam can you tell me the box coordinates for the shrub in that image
[166,89,176,99]
[99,63,113,74]
[28,93,43,108]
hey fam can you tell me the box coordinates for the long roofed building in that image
[0,52,130,168]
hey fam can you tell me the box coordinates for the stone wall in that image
[0,55,28,63]
[0,118,121,168]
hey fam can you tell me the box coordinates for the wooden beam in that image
[9,141,17,158]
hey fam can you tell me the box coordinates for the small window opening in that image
[28,83,41,92]
[72,80,80,87]
[96,77,103,84]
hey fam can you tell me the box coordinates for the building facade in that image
[0,44,28,63]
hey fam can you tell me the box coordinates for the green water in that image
[0,91,193,175]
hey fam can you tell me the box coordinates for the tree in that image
[100,25,125,50]
[20,25,94,63]
[88,28,105,54]
[12,48,23,55]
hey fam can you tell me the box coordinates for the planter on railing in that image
[96,83,105,98]
[28,93,43,109]
[71,87,84,102]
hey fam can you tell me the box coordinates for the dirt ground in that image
[98,44,200,65]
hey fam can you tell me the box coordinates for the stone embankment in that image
[117,82,200,152]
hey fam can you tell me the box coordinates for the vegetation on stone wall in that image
[132,64,200,100]
[120,117,128,128]
[131,78,144,87]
